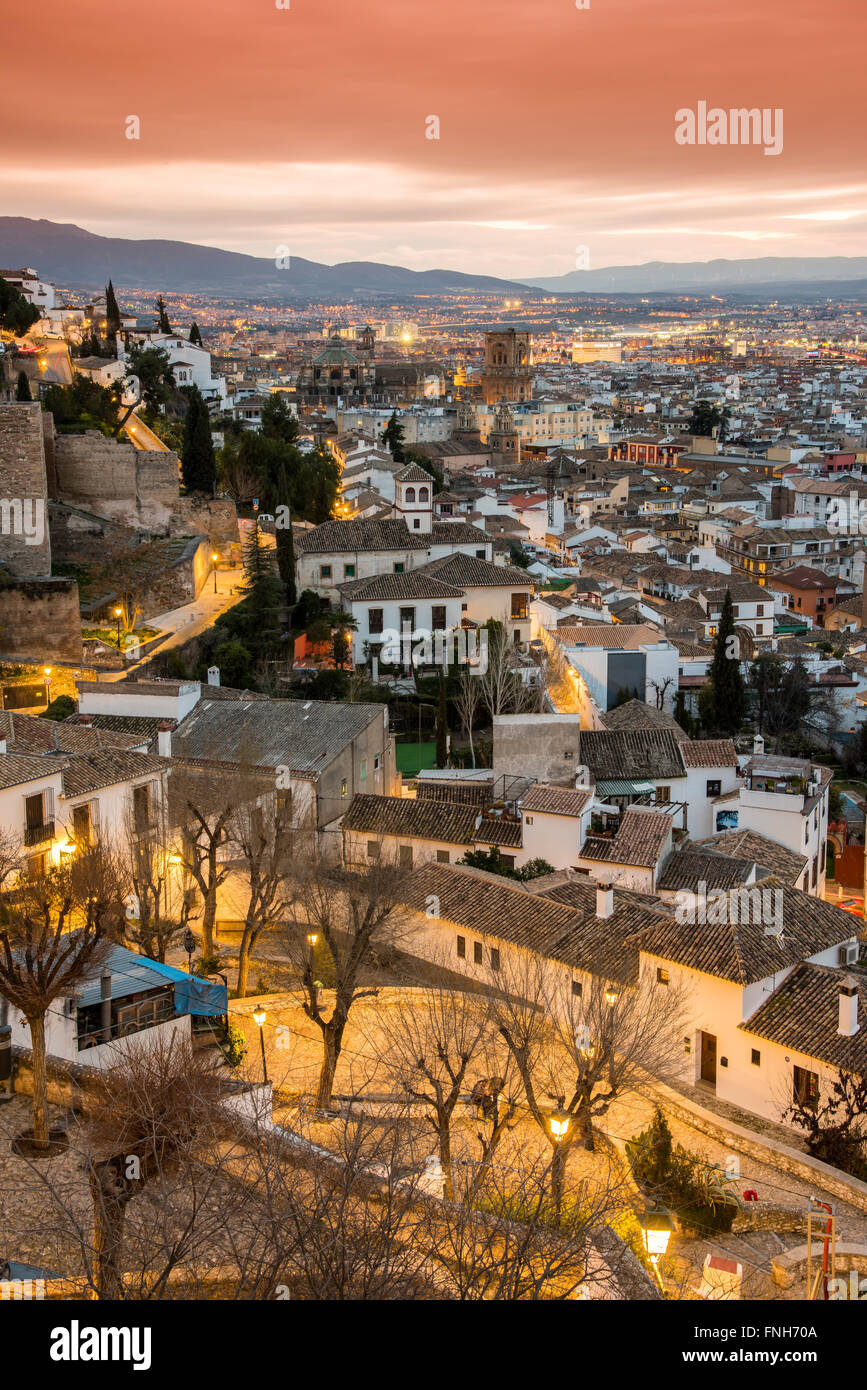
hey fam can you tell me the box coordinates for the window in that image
[525,815,534,825]
[793,1065,819,1109]
[374,755,380,770]
[344,564,355,579]
[456,935,466,959]
[399,607,415,632]
[436,849,450,863]
[399,845,413,868]
[500,855,515,869]
[418,487,429,503]
[72,802,93,845]
[475,549,486,559]
[320,565,332,580]
[656,967,669,985]
[432,606,447,630]
[367,840,380,859]
[510,593,529,620]
[393,562,404,573]
[706,780,721,798]
[571,980,582,997]
[473,941,483,965]
[751,1049,761,1067]
[656,785,670,804]
[405,487,416,503]
[413,519,420,529]
[132,783,151,833]
[360,760,367,781]
[368,609,384,636]
[490,947,500,971]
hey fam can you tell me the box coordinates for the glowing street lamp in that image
[114,606,123,651]
[252,1002,269,1084]
[637,1208,673,1290]
[548,1105,572,1220]
[604,982,620,1007]
[43,666,52,704]
[211,552,219,593]
[306,931,319,949]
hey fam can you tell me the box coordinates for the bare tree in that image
[453,665,483,767]
[0,848,126,1147]
[122,806,189,962]
[287,851,408,1109]
[169,767,238,960]
[227,788,295,998]
[82,1033,226,1298]
[371,978,489,1200]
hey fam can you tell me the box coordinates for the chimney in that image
[156,721,172,758]
[100,970,112,1045]
[78,715,94,728]
[752,733,765,756]
[207,665,221,687]
[596,882,614,919]
[839,976,859,1037]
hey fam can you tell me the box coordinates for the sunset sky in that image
[2,0,865,277]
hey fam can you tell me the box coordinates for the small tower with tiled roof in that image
[394,463,434,534]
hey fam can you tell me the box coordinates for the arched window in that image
[405,487,416,503]
[418,487,429,502]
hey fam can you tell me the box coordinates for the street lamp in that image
[306,931,319,949]
[252,1003,268,1084]
[114,606,123,651]
[43,666,51,706]
[604,982,620,1007]
[548,1105,572,1221]
[183,928,197,974]
[211,552,219,593]
[637,1208,673,1291]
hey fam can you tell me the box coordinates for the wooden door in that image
[700,1031,717,1085]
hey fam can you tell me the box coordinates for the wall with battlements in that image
[54,432,180,531]
[0,403,52,578]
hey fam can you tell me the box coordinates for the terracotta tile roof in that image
[680,739,738,769]
[416,779,492,807]
[520,785,593,818]
[173,697,385,773]
[60,749,166,798]
[581,807,673,868]
[295,518,489,554]
[394,463,436,484]
[740,962,867,1071]
[691,829,808,885]
[600,699,687,740]
[557,623,663,650]
[399,861,578,951]
[342,793,477,845]
[0,711,145,755]
[474,818,523,847]
[657,849,758,892]
[581,729,686,781]
[0,751,67,791]
[534,877,673,983]
[420,554,532,588]
[337,572,465,602]
[633,880,855,984]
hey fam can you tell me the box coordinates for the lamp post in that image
[637,1208,673,1292]
[252,1003,268,1084]
[548,1105,572,1221]
[183,928,196,974]
[604,981,620,1008]
[114,606,123,651]
[43,666,51,708]
[211,552,219,594]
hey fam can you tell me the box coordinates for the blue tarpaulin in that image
[131,955,228,1017]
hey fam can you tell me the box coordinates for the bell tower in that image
[394,463,434,534]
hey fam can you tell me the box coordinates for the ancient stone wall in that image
[0,402,52,577]
[0,577,83,662]
[54,432,180,531]
[171,495,240,546]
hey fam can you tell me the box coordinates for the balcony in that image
[24,820,55,847]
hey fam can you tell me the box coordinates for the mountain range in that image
[1,218,866,302]
[522,256,867,294]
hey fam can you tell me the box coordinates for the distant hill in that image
[523,256,867,295]
[0,218,528,301]
[2,219,865,303]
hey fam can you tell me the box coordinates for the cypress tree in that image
[435,671,448,767]
[704,589,746,734]
[180,386,215,493]
[274,464,297,607]
[242,522,283,657]
[157,296,171,334]
[189,321,203,346]
[16,371,31,402]
[105,280,121,341]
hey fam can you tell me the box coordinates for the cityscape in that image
[0,0,865,1356]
